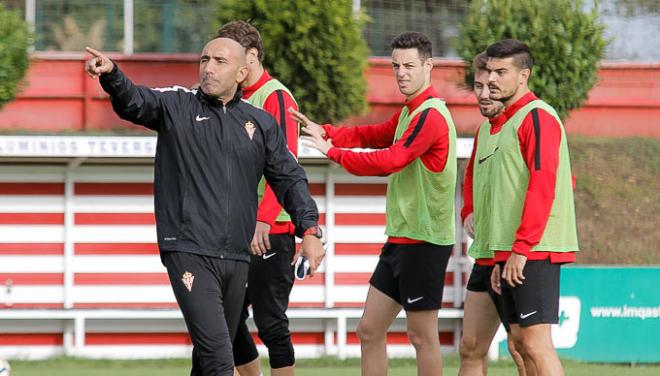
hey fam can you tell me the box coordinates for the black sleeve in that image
[261,115,319,237]
[98,64,167,131]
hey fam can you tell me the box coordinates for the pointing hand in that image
[84,47,114,78]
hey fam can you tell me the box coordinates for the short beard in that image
[480,107,501,118]
[496,92,515,105]
[490,87,516,105]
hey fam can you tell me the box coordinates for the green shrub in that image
[217,0,368,123]
[0,6,30,111]
[454,0,607,119]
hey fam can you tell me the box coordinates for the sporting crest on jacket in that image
[181,271,194,292]
[245,121,256,140]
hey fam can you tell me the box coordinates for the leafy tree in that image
[217,0,368,123]
[0,5,30,111]
[454,0,607,119]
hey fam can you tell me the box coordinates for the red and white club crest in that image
[245,121,256,140]
[181,271,194,292]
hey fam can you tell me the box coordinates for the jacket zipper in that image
[223,105,231,252]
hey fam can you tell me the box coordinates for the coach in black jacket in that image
[84,37,324,376]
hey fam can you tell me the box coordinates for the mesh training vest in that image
[385,97,457,245]
[245,78,298,223]
[488,100,579,253]
[468,120,501,260]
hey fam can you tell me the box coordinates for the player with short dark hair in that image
[484,39,579,376]
[291,31,456,375]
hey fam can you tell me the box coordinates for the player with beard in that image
[484,39,579,376]
[459,51,528,376]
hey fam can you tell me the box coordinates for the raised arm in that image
[86,47,167,131]
[304,108,448,177]
[290,108,399,149]
[321,114,401,149]
[334,109,446,175]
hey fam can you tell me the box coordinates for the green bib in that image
[245,78,298,223]
[467,120,502,260]
[488,100,579,253]
[385,97,457,245]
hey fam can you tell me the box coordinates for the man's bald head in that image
[203,37,247,64]
[199,37,248,102]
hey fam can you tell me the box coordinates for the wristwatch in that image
[303,225,323,239]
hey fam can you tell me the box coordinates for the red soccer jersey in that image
[322,86,451,244]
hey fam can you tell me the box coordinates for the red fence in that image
[1,52,659,137]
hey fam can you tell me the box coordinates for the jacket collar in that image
[197,87,244,108]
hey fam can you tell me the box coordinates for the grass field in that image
[568,136,660,264]
[7,356,660,376]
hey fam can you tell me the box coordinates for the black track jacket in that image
[99,65,319,262]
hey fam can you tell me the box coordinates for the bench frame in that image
[0,307,463,359]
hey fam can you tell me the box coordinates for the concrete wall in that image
[1,53,658,137]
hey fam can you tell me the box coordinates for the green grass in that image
[568,136,660,264]
[7,356,660,376]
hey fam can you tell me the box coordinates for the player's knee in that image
[522,341,540,360]
[196,346,235,374]
[267,344,295,369]
[260,330,295,369]
[521,337,552,360]
[507,337,524,359]
[233,347,259,368]
[258,321,288,346]
[233,328,259,367]
[356,319,385,345]
[407,327,437,351]
[509,332,525,353]
[460,335,486,359]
